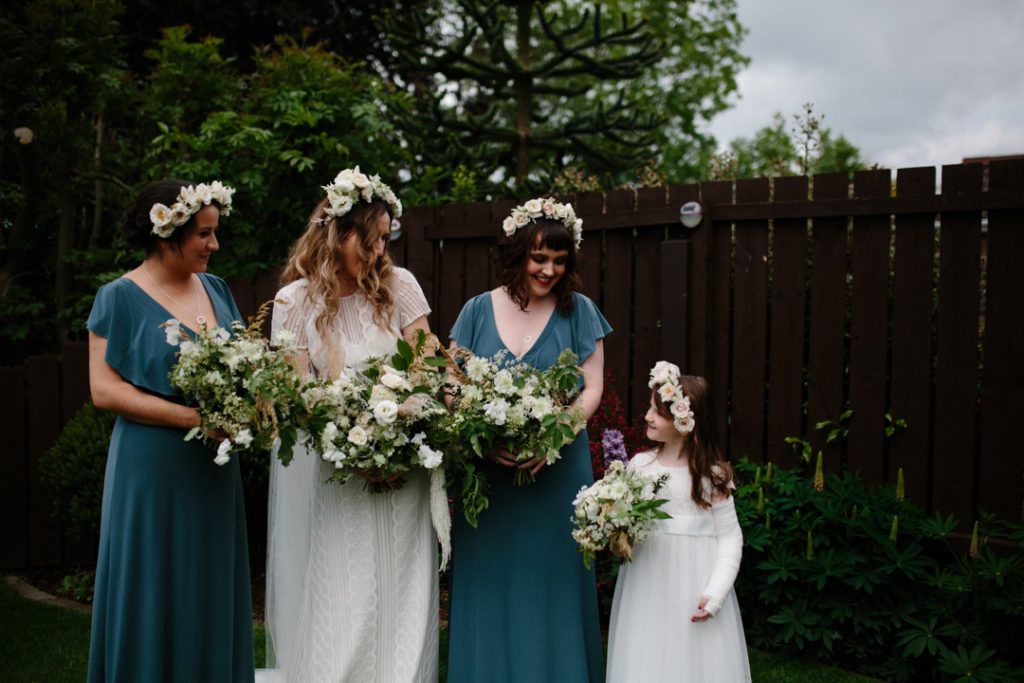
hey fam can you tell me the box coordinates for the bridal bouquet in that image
[446,347,584,526]
[571,460,671,569]
[302,330,451,488]
[166,304,308,465]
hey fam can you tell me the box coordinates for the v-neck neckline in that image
[122,274,219,337]
[486,290,558,361]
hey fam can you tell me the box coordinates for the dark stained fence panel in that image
[932,163,984,525]
[575,193,604,307]
[731,177,770,463]
[633,220,663,412]
[978,159,1024,522]
[603,189,636,412]
[847,170,892,482]
[765,176,810,468]
[702,181,735,448]
[807,173,850,471]
[27,355,61,566]
[889,167,937,503]
[0,367,27,568]
[402,206,439,334]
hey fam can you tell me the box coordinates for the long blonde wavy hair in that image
[281,196,397,358]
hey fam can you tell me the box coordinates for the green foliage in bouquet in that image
[167,302,308,465]
[39,401,116,541]
[447,348,584,526]
[302,330,451,489]
[734,458,1024,681]
[571,460,670,570]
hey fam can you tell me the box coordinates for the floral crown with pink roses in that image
[321,166,402,221]
[501,197,583,248]
[149,181,235,238]
[648,361,696,435]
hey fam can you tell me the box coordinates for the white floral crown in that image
[648,361,695,434]
[502,197,583,248]
[149,181,235,238]
[322,166,402,221]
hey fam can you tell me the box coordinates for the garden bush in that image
[734,456,1024,682]
[40,400,271,563]
[40,401,116,541]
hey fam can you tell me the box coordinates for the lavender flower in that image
[602,429,629,468]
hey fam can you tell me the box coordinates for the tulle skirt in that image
[606,531,751,682]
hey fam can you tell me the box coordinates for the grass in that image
[3,578,877,682]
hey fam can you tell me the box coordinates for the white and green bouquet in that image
[446,347,584,526]
[165,304,308,465]
[571,460,671,569]
[302,330,451,489]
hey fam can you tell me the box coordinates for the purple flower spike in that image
[602,428,629,467]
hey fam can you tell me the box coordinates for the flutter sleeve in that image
[271,280,311,351]
[570,293,612,362]
[448,293,483,349]
[86,278,179,397]
[393,267,431,329]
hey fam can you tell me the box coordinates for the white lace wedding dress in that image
[258,268,438,683]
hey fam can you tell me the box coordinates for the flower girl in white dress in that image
[606,362,751,682]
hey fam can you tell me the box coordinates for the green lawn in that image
[2,578,877,682]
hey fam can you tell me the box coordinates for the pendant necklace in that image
[143,261,207,326]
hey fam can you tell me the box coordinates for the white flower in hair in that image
[502,196,583,248]
[322,166,402,220]
[149,180,235,238]
[648,360,695,435]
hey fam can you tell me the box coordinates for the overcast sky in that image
[705,0,1024,171]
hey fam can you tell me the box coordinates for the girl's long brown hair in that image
[652,375,732,508]
[281,197,396,337]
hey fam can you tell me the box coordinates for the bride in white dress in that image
[259,168,438,683]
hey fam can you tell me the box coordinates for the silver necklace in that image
[143,261,207,326]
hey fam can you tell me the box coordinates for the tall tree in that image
[593,0,748,181]
[728,105,868,179]
[386,0,663,191]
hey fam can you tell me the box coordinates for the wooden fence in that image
[2,161,1021,569]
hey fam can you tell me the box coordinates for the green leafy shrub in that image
[39,401,115,541]
[734,458,1024,681]
[58,570,95,604]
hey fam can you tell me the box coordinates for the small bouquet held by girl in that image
[571,429,672,569]
[166,302,308,465]
[301,329,451,489]
[446,347,585,524]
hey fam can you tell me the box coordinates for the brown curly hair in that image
[493,218,580,315]
[652,375,733,508]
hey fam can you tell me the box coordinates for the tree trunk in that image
[55,193,75,343]
[513,0,533,188]
[89,112,104,250]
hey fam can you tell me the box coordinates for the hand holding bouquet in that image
[166,302,307,465]
[446,347,584,525]
[302,330,451,490]
[571,459,671,569]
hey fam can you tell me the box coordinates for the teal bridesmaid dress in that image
[86,274,255,682]
[447,291,611,683]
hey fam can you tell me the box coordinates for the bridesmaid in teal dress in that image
[447,198,610,682]
[86,179,255,682]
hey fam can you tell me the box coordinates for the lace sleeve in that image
[271,280,311,350]
[393,267,431,329]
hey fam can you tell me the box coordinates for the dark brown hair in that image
[494,218,580,315]
[122,178,224,254]
[652,375,733,508]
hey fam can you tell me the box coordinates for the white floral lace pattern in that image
[263,267,437,683]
